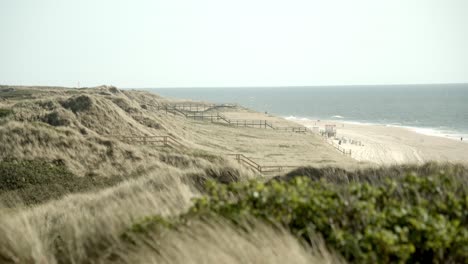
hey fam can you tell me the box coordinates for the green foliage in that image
[0,108,13,118]
[129,215,175,233]
[121,215,177,244]
[0,159,73,191]
[188,174,468,263]
[131,171,468,263]
[42,110,72,126]
[282,162,468,185]
[0,159,122,205]
[61,95,93,113]
[0,88,36,100]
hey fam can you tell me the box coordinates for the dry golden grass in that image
[0,170,194,263]
[120,219,344,264]
[0,170,341,263]
[0,85,348,263]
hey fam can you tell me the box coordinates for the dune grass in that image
[1,86,467,263]
[0,159,125,205]
[0,88,36,100]
[0,108,13,118]
[119,218,343,264]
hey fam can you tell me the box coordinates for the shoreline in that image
[285,116,468,143]
[286,117,468,165]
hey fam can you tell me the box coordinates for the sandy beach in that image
[288,118,468,165]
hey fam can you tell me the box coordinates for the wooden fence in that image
[273,127,309,133]
[151,103,314,132]
[228,154,297,173]
[325,140,352,156]
[149,103,236,114]
[149,102,353,157]
[114,135,182,149]
[184,112,275,129]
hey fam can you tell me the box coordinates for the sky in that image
[1,0,467,88]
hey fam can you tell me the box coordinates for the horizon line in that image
[130,82,468,89]
[2,82,468,89]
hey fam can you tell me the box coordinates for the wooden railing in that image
[150,103,313,132]
[113,135,183,149]
[216,113,231,123]
[148,102,352,157]
[213,114,312,132]
[228,154,262,172]
[227,154,297,173]
[228,119,271,128]
[149,103,236,115]
[325,140,352,156]
[170,103,237,112]
[184,112,275,129]
[273,127,309,133]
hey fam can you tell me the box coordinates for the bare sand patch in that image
[290,118,468,165]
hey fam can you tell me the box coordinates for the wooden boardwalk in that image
[324,138,352,156]
[148,103,236,116]
[153,104,310,132]
[112,134,350,174]
[113,135,182,149]
[185,112,308,131]
[150,103,352,157]
[137,103,353,166]
[111,134,296,174]
[227,154,297,173]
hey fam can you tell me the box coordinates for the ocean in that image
[144,84,468,141]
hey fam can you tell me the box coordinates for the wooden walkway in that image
[187,112,274,128]
[185,112,308,131]
[324,138,352,156]
[149,103,236,115]
[112,134,350,174]
[149,103,305,131]
[151,103,352,156]
[136,103,353,165]
[111,134,295,174]
[227,154,297,173]
[113,135,182,149]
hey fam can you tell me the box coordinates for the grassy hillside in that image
[0,85,466,263]
[0,86,261,205]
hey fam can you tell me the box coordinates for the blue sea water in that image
[144,84,468,141]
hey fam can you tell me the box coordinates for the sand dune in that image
[1,85,467,263]
[0,86,349,263]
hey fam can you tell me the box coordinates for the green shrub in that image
[0,159,123,205]
[61,95,93,113]
[42,110,72,126]
[131,171,468,263]
[0,108,13,118]
[0,88,35,100]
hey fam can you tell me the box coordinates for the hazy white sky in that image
[1,0,467,87]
